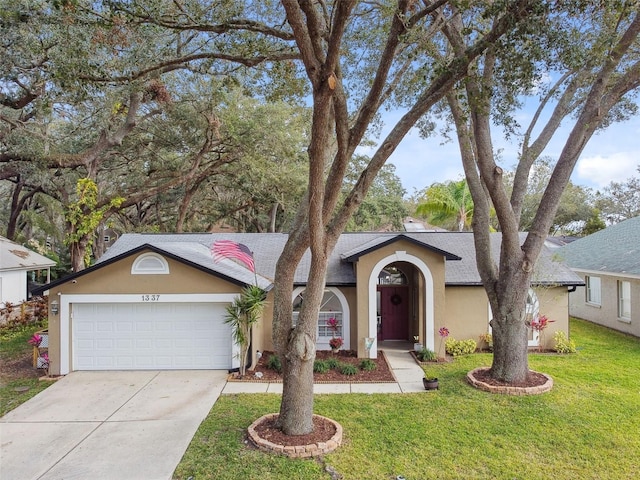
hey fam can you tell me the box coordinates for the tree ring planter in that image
[247,413,343,458]
[467,367,553,395]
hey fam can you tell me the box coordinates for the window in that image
[104,235,111,243]
[131,253,170,274]
[292,289,346,339]
[377,266,408,285]
[618,280,631,321]
[525,289,540,347]
[585,276,601,305]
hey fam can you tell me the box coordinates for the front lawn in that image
[175,319,640,480]
[0,322,52,417]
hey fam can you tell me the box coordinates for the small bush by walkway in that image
[175,318,640,480]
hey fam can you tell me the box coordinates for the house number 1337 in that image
[142,294,160,302]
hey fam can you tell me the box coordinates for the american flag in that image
[211,240,255,272]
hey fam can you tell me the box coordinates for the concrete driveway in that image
[0,370,228,480]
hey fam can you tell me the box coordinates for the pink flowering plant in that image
[529,314,555,352]
[327,317,339,336]
[329,336,343,350]
[28,333,43,347]
[438,326,450,359]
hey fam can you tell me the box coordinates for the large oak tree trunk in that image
[488,279,530,382]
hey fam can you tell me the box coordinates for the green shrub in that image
[313,359,330,373]
[445,337,477,356]
[266,354,282,373]
[416,347,437,362]
[478,333,493,351]
[338,363,358,375]
[359,359,377,371]
[326,357,341,370]
[553,330,577,354]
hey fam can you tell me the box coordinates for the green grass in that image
[0,321,51,417]
[175,319,640,480]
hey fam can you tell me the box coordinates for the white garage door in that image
[73,302,232,370]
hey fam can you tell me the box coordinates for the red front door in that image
[378,286,409,340]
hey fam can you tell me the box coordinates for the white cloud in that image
[575,152,639,188]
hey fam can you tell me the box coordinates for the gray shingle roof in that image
[557,216,640,276]
[99,231,580,287]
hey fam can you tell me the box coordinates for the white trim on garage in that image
[58,294,239,374]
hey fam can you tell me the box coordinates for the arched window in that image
[131,253,170,275]
[377,266,408,285]
[292,288,350,349]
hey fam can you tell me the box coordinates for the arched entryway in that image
[367,251,435,358]
[376,266,410,341]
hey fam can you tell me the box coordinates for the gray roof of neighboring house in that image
[96,231,580,287]
[0,236,56,272]
[557,216,640,276]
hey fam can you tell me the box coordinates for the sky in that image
[374,108,640,197]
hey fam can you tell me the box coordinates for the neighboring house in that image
[35,232,582,376]
[557,216,640,338]
[0,236,56,307]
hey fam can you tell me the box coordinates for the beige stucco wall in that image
[46,251,244,375]
[535,285,571,350]
[569,271,640,338]
[444,286,490,343]
[444,285,570,351]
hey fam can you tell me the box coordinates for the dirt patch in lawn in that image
[229,350,396,383]
[0,349,41,386]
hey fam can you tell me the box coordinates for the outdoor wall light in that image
[50,300,59,315]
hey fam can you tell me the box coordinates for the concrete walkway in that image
[222,344,426,395]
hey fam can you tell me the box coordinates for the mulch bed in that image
[230,349,396,383]
[252,414,337,447]
[471,367,549,388]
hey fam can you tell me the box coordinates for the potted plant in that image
[413,335,423,352]
[423,374,439,390]
[329,336,343,353]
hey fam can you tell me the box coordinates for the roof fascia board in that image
[343,234,461,262]
[569,268,640,281]
[32,244,259,296]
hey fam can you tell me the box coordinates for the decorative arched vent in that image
[131,253,170,275]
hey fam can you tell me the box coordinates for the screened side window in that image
[585,276,601,305]
[618,280,631,320]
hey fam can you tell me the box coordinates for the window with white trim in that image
[585,276,601,305]
[525,289,540,346]
[293,289,343,338]
[618,280,631,320]
[131,253,170,274]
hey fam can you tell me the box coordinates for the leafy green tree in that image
[64,178,123,271]
[504,158,595,234]
[345,157,407,232]
[415,179,473,231]
[441,2,640,383]
[581,209,606,235]
[595,166,640,224]
[268,0,540,435]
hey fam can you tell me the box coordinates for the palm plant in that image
[224,285,267,377]
[416,179,474,231]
